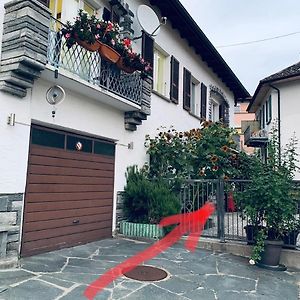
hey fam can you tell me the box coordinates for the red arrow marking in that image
[84,202,215,300]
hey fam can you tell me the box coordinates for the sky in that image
[180,0,300,95]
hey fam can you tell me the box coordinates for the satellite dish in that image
[46,85,65,106]
[137,5,161,36]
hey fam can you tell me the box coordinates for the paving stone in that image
[92,254,130,262]
[53,244,100,258]
[217,259,259,279]
[21,253,67,272]
[204,274,256,292]
[122,283,189,300]
[182,255,219,275]
[155,276,199,295]
[183,287,216,300]
[147,258,193,276]
[59,285,111,300]
[1,238,299,300]
[67,258,116,270]
[53,272,101,285]
[256,275,299,299]
[0,279,62,300]
[38,275,75,288]
[216,290,265,300]
[0,269,34,285]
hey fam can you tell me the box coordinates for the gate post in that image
[217,179,225,243]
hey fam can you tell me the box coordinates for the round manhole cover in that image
[123,265,168,282]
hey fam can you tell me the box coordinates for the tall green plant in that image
[123,166,181,224]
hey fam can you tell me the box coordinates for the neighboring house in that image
[244,61,300,179]
[0,0,249,261]
[234,100,255,154]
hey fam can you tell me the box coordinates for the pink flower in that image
[111,39,115,46]
[96,24,101,29]
[95,34,100,39]
[65,33,71,39]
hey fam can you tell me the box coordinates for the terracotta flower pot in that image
[74,34,100,52]
[98,42,120,63]
[116,57,136,74]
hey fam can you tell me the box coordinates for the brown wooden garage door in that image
[21,125,115,257]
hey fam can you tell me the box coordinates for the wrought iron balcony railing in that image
[243,121,268,147]
[47,18,142,106]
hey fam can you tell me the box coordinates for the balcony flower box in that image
[74,34,100,52]
[61,10,152,77]
[99,42,120,64]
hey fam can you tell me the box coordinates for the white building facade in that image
[246,62,300,179]
[0,0,249,260]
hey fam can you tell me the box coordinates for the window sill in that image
[152,89,172,103]
[188,111,202,121]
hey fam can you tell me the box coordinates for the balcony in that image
[242,121,268,147]
[46,19,143,106]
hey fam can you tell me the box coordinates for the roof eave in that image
[149,0,250,100]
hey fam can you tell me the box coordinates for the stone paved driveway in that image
[0,238,299,299]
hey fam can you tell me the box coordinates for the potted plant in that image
[62,9,102,52]
[61,10,152,74]
[237,128,299,270]
[120,166,181,239]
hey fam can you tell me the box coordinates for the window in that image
[210,100,219,122]
[189,78,200,116]
[153,48,167,96]
[83,1,96,15]
[170,56,179,103]
[49,0,63,20]
[183,68,191,111]
[201,83,207,119]
[209,92,229,125]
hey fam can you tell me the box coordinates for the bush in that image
[123,166,181,224]
[145,122,247,181]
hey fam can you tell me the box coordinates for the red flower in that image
[212,165,219,172]
[123,38,132,47]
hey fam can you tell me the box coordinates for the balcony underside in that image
[245,137,268,147]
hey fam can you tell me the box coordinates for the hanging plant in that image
[61,10,152,77]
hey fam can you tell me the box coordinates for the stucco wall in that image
[257,81,300,180]
[278,81,300,180]
[0,0,241,234]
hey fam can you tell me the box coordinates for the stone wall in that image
[0,0,50,97]
[0,194,23,259]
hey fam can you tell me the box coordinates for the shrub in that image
[123,166,181,224]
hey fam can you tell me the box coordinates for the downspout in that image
[269,84,281,163]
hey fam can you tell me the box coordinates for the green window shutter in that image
[183,68,191,111]
[201,83,207,119]
[170,56,179,103]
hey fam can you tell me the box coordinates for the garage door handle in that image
[73,220,80,224]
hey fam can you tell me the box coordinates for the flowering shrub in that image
[145,121,248,181]
[61,10,152,77]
